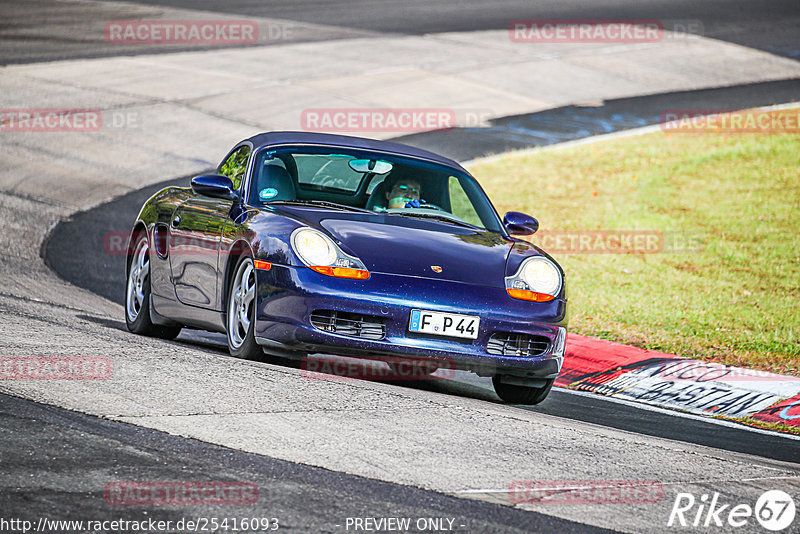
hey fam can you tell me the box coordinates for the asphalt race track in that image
[3,1,800,532]
[122,0,800,59]
[3,0,800,63]
[44,86,800,464]
[400,79,800,164]
[1,394,612,533]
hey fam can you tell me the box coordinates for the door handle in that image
[172,215,181,228]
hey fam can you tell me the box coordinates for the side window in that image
[448,176,483,227]
[219,145,251,190]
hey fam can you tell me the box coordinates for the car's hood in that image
[317,215,513,287]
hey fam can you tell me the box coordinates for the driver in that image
[386,178,424,209]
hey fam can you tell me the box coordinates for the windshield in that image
[248,146,503,233]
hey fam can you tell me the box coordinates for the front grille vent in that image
[487,332,550,357]
[310,310,386,340]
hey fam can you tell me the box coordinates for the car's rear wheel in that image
[125,232,181,340]
[492,376,555,405]
[226,255,263,360]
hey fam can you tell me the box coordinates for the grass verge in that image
[722,416,800,437]
[469,108,800,376]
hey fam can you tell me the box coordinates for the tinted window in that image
[219,145,251,190]
[448,176,483,227]
[294,154,364,193]
[249,146,503,233]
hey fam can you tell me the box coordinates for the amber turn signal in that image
[506,288,555,302]
[253,260,272,270]
[310,266,370,279]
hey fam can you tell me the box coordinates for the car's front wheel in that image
[492,376,554,405]
[125,232,181,340]
[226,255,263,360]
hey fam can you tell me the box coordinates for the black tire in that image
[226,255,264,360]
[125,232,182,340]
[492,376,555,405]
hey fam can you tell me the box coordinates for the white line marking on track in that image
[453,476,800,495]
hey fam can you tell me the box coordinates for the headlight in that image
[292,228,337,266]
[521,258,561,295]
[291,228,370,280]
[505,256,562,302]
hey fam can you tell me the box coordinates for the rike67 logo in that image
[668,490,796,531]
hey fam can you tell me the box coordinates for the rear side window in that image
[219,145,251,190]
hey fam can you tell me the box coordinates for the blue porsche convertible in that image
[126,132,567,404]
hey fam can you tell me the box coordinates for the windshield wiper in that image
[269,200,371,212]
[390,211,481,229]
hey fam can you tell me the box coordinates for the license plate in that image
[409,309,480,339]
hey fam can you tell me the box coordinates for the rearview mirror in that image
[191,174,238,200]
[503,211,539,235]
[348,159,393,174]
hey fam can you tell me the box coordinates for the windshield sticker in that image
[259,188,279,200]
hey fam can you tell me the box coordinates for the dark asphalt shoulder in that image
[0,393,617,533]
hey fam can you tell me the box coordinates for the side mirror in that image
[503,211,539,235]
[191,174,238,200]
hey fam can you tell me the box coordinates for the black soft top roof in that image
[245,131,467,173]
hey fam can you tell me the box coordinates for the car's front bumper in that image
[254,264,567,378]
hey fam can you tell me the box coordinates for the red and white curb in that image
[559,334,800,430]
